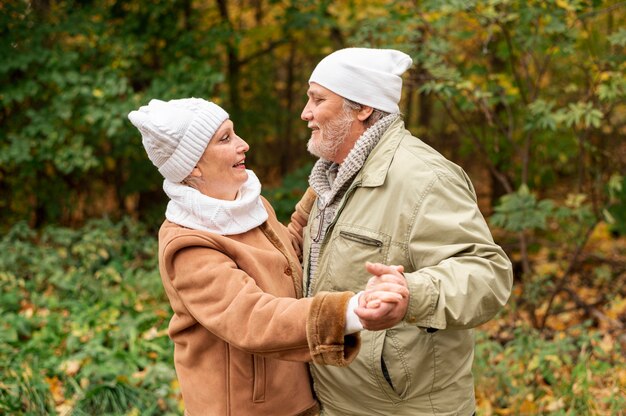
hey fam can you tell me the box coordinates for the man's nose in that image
[301,102,312,121]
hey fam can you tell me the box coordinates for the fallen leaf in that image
[45,376,65,404]
[60,359,81,376]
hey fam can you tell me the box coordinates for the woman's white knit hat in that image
[128,98,229,183]
[309,48,413,113]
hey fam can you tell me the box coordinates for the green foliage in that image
[0,219,179,415]
[491,185,554,232]
[608,27,626,46]
[474,321,626,414]
[263,163,313,224]
[605,174,626,235]
[2,0,624,230]
[1,218,623,415]
[492,185,597,243]
[0,0,225,226]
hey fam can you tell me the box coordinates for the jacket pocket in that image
[252,355,266,403]
[325,227,389,292]
[380,330,411,399]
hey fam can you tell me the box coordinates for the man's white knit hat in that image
[309,48,413,113]
[128,98,229,183]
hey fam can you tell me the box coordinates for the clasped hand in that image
[355,262,409,331]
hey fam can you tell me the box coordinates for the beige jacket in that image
[304,118,513,415]
[158,195,359,416]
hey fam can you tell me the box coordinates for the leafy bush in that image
[475,317,626,415]
[2,214,625,414]
[0,219,180,415]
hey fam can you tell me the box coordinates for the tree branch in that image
[239,39,289,67]
[540,219,600,329]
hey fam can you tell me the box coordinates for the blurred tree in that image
[1,0,624,238]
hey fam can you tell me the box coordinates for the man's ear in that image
[189,166,202,177]
[357,105,374,121]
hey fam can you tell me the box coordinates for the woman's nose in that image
[238,137,249,153]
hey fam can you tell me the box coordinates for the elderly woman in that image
[128,98,405,416]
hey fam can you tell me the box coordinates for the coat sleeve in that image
[165,241,359,366]
[403,172,513,330]
[287,187,317,261]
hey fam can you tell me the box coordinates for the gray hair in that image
[342,99,390,129]
[181,174,204,190]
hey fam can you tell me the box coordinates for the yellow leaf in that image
[599,71,612,81]
[45,376,65,404]
[92,88,103,98]
[544,354,563,366]
[535,261,560,276]
[132,369,148,380]
[59,359,81,377]
[56,402,74,416]
[105,156,116,170]
[476,389,494,416]
[545,397,565,412]
[607,296,626,320]
[556,0,574,10]
[142,326,158,340]
[171,378,180,391]
[598,334,614,354]
[80,378,90,389]
[589,222,612,242]
[19,300,35,318]
[127,408,140,416]
[519,397,537,414]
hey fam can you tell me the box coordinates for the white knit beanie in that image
[128,98,229,183]
[309,48,413,113]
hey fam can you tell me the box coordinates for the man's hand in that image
[355,262,410,331]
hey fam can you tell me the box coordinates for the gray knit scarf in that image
[306,113,398,293]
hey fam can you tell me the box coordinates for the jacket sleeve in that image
[403,173,513,330]
[287,187,317,261]
[165,242,359,366]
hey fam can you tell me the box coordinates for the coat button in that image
[284,266,292,276]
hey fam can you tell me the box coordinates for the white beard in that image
[307,111,354,161]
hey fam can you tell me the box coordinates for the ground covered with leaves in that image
[1,218,625,415]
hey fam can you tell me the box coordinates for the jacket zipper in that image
[312,206,325,243]
[339,231,383,247]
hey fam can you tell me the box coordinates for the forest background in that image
[1,0,626,414]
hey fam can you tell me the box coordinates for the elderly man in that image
[300,48,513,415]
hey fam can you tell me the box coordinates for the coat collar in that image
[355,117,406,188]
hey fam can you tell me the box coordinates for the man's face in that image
[301,83,356,163]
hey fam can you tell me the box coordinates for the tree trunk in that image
[217,0,242,119]
[279,42,298,176]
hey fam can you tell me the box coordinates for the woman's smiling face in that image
[191,119,250,200]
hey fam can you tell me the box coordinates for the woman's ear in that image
[357,105,374,121]
[189,166,202,178]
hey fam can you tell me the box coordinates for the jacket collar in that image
[355,117,406,188]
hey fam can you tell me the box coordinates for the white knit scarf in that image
[163,169,268,236]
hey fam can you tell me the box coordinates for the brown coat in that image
[158,194,359,416]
